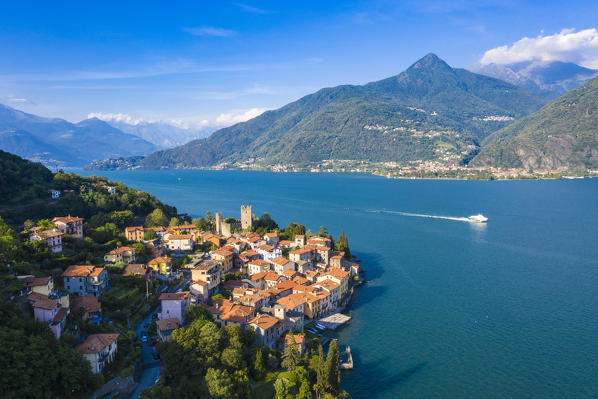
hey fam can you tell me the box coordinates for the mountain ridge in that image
[472,75,598,170]
[0,104,160,166]
[124,53,547,170]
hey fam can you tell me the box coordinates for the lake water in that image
[80,170,598,398]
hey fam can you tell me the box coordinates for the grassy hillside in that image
[472,76,598,170]
[131,54,546,170]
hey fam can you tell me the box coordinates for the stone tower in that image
[215,212,223,235]
[241,205,252,230]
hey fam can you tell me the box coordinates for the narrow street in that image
[129,307,161,399]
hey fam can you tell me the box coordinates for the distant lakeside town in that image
[3,166,360,399]
[86,157,598,181]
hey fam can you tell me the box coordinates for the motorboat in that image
[468,214,488,223]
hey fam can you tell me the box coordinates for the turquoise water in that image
[80,170,598,398]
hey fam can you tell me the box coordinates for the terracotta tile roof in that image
[250,271,268,281]
[62,265,103,278]
[125,226,144,232]
[263,272,282,281]
[325,268,350,280]
[156,318,180,332]
[276,293,307,311]
[249,259,270,267]
[191,280,208,287]
[282,270,299,278]
[24,276,52,287]
[286,334,305,345]
[265,232,278,238]
[159,292,189,301]
[272,257,292,266]
[258,244,276,252]
[30,295,60,310]
[168,234,192,240]
[72,296,101,313]
[279,240,291,246]
[212,248,234,257]
[292,275,309,285]
[52,307,68,323]
[107,246,135,255]
[315,279,340,291]
[149,256,172,265]
[89,267,105,277]
[53,216,84,224]
[248,313,280,330]
[75,333,119,355]
[37,229,63,239]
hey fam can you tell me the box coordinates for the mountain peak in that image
[408,53,452,71]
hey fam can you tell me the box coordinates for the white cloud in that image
[214,108,267,126]
[87,110,264,129]
[479,28,598,68]
[8,97,29,103]
[236,3,273,14]
[88,112,144,125]
[183,26,237,37]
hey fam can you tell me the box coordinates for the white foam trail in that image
[367,209,470,222]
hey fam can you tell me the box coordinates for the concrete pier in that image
[340,345,353,370]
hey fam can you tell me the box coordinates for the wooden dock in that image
[340,345,353,370]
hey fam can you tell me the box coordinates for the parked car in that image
[141,335,148,343]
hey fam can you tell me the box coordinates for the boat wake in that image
[368,209,470,222]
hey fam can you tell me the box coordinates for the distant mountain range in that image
[0,104,160,167]
[101,119,214,148]
[98,54,547,170]
[472,75,598,170]
[470,60,598,99]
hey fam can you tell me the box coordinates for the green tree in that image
[282,335,300,371]
[326,340,341,394]
[232,368,251,399]
[283,222,306,241]
[22,219,35,231]
[318,225,329,237]
[252,348,266,380]
[110,210,135,228]
[144,228,158,240]
[169,217,181,227]
[37,218,56,231]
[0,217,20,265]
[221,346,244,370]
[205,368,237,399]
[273,377,290,399]
[185,304,214,324]
[193,217,210,231]
[335,230,351,259]
[145,208,168,227]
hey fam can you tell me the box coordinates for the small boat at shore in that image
[468,214,488,223]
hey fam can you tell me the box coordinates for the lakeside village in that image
[204,158,598,180]
[11,188,361,397]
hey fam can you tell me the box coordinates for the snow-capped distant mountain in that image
[104,120,215,148]
[470,60,598,98]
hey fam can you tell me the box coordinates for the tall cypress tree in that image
[336,230,351,260]
[326,340,341,393]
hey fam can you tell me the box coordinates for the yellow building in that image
[148,256,172,275]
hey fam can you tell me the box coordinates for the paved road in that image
[129,308,161,399]
[128,276,190,399]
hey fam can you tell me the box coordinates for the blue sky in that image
[1,0,598,128]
